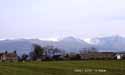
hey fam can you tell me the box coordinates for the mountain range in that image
[87,35,125,52]
[0,36,125,55]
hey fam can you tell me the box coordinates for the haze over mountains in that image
[0,36,125,55]
[87,35,125,52]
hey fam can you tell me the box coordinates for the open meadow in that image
[0,60,125,75]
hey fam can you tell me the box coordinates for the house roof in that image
[6,53,17,57]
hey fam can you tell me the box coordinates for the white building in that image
[116,54,122,60]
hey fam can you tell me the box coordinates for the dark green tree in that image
[21,54,28,61]
[33,44,44,58]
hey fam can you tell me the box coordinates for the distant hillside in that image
[0,36,125,55]
[0,37,90,55]
[0,39,32,55]
[86,35,125,52]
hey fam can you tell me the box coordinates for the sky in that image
[0,0,125,40]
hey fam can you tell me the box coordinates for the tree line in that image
[18,44,99,61]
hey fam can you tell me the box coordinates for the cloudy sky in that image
[0,0,125,40]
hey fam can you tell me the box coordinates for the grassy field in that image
[0,60,125,75]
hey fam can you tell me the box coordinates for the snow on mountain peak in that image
[84,38,100,45]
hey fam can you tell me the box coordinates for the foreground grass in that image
[0,60,125,75]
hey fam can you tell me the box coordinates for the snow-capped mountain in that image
[0,35,125,55]
[86,35,125,52]
[55,37,91,52]
[0,37,90,55]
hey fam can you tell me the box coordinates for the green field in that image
[0,60,125,75]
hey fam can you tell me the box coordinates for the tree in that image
[5,50,8,54]
[75,54,81,60]
[21,54,28,61]
[29,51,37,60]
[32,44,44,59]
[52,55,62,60]
[43,46,64,60]
[65,53,69,57]
[63,53,70,60]
[52,48,62,55]
[13,50,17,54]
